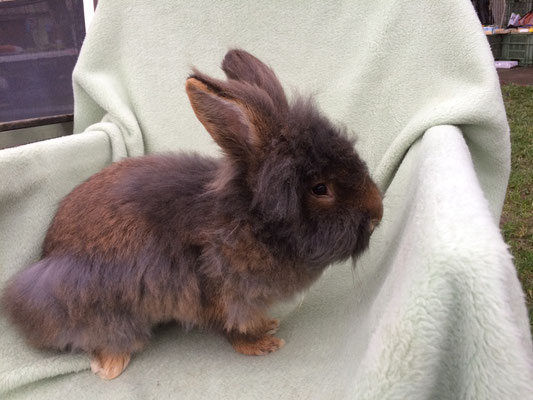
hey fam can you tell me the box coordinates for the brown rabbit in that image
[1,49,383,380]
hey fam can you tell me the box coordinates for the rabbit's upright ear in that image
[185,77,257,158]
[222,49,288,113]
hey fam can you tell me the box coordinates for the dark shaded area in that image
[472,0,494,25]
[0,0,85,123]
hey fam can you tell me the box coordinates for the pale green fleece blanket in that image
[1,1,532,398]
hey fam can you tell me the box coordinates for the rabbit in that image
[1,49,383,380]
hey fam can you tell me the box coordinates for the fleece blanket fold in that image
[1,0,532,398]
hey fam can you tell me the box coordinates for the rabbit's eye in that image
[312,183,328,196]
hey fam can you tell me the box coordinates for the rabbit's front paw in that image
[230,334,285,356]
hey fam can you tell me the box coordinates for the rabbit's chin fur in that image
[1,49,382,378]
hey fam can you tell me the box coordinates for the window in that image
[0,0,89,126]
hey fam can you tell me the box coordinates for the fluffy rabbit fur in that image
[2,49,383,380]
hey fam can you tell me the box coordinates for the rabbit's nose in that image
[361,182,383,232]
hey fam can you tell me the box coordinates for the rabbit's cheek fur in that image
[308,194,336,208]
[300,218,366,266]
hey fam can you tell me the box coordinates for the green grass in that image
[500,84,533,329]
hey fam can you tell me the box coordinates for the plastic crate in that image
[500,33,533,66]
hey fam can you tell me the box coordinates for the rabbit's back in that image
[44,152,219,258]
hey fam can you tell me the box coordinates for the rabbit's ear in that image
[222,49,288,113]
[186,77,258,158]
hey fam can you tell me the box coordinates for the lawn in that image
[500,84,533,330]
